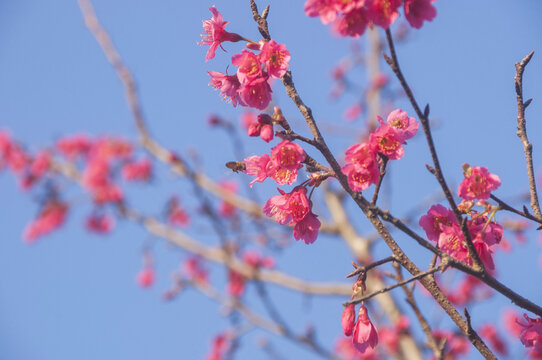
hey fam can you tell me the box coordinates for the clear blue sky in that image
[1,1,542,359]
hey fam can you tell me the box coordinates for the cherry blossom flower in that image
[56,134,91,159]
[237,76,273,110]
[365,0,402,29]
[304,0,340,25]
[199,6,242,61]
[85,214,115,234]
[231,49,263,83]
[333,7,369,38]
[293,210,321,244]
[385,109,419,140]
[183,256,208,284]
[457,165,501,200]
[260,40,291,78]
[206,333,230,360]
[244,154,270,187]
[344,103,363,122]
[267,140,306,185]
[121,159,152,182]
[404,0,437,29]
[242,250,274,269]
[352,305,379,354]
[342,304,356,336]
[432,330,470,359]
[480,323,508,356]
[23,200,68,243]
[369,122,405,160]
[419,204,457,242]
[227,269,245,297]
[247,114,274,143]
[208,70,245,107]
[137,267,155,288]
[502,308,524,337]
[343,163,380,192]
[519,314,542,354]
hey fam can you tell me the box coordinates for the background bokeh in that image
[1,1,542,359]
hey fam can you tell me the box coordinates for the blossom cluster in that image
[419,166,503,270]
[343,109,418,192]
[202,7,290,110]
[305,0,437,37]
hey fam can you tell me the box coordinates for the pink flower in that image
[519,314,542,354]
[199,6,242,61]
[227,269,245,297]
[352,305,378,354]
[437,223,470,263]
[23,200,68,243]
[267,140,306,185]
[30,151,51,179]
[502,309,524,337]
[342,304,356,336]
[206,333,230,360]
[386,109,419,141]
[365,0,402,29]
[242,250,274,269]
[231,49,263,83]
[244,154,270,187]
[404,0,437,29]
[136,267,155,288]
[457,165,501,200]
[238,76,273,110]
[480,324,508,356]
[371,72,388,89]
[86,214,114,234]
[121,159,152,182]
[342,163,380,192]
[183,256,208,284]
[56,134,91,159]
[419,204,457,242]
[304,0,340,25]
[260,40,291,78]
[247,114,274,143]
[293,210,321,244]
[208,70,245,107]
[333,7,369,38]
[369,123,405,160]
[432,330,470,359]
[263,188,294,225]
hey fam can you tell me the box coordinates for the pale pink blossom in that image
[244,154,270,187]
[208,70,245,107]
[263,188,294,225]
[502,309,524,337]
[352,305,379,354]
[342,304,356,336]
[199,6,242,61]
[371,72,388,89]
[343,103,363,122]
[260,40,291,78]
[404,0,437,29]
[480,324,508,356]
[458,165,501,200]
[385,109,419,141]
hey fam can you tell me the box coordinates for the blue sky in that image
[1,1,542,359]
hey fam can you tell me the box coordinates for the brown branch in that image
[490,194,542,225]
[514,51,541,220]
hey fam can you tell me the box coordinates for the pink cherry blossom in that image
[244,154,270,187]
[365,0,402,29]
[136,267,155,288]
[227,269,245,297]
[293,210,321,244]
[23,200,68,243]
[267,140,306,185]
[519,314,542,354]
[86,214,115,234]
[457,165,501,200]
[247,114,274,143]
[480,324,508,356]
[263,188,294,225]
[231,49,263,83]
[56,134,91,159]
[342,162,380,192]
[121,159,152,182]
[238,76,273,110]
[344,103,363,122]
[419,204,457,242]
[218,181,238,217]
[333,7,369,38]
[386,109,419,140]
[404,0,437,29]
[304,0,340,25]
[183,256,208,284]
[199,6,242,61]
[369,123,405,160]
[260,40,291,78]
[342,304,356,336]
[208,70,245,107]
[352,305,379,354]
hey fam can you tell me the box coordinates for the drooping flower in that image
[260,40,291,78]
[342,304,356,336]
[342,162,380,192]
[136,267,155,288]
[199,6,242,61]
[247,114,274,143]
[227,269,245,297]
[457,165,501,200]
[238,76,273,110]
[293,210,321,244]
[208,70,245,107]
[56,134,91,159]
[404,0,437,29]
[206,333,230,360]
[352,305,379,354]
